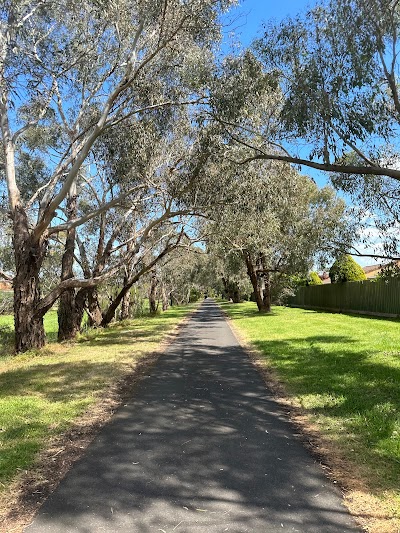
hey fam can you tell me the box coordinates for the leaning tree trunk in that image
[101,246,174,327]
[13,207,47,352]
[101,284,130,327]
[244,252,270,313]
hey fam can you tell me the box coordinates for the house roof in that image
[363,264,383,274]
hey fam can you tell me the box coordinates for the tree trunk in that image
[149,270,158,313]
[13,207,47,352]
[101,285,130,327]
[161,283,169,311]
[244,252,270,313]
[101,246,175,327]
[119,277,131,320]
[87,287,103,327]
[262,270,271,313]
[58,190,79,341]
[232,287,240,303]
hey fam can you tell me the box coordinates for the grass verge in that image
[221,301,400,533]
[0,305,195,531]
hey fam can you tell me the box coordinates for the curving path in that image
[25,299,359,533]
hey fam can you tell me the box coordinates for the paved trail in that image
[25,300,359,533]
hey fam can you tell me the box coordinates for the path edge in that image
[217,302,399,533]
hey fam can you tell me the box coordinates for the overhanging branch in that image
[239,153,400,182]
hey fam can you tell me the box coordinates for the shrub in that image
[329,254,367,283]
[308,271,322,285]
[290,274,308,287]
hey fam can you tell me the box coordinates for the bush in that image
[329,255,366,283]
[290,274,308,287]
[308,271,322,285]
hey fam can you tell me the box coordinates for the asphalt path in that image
[25,299,359,533]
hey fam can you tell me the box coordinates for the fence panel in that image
[290,279,400,317]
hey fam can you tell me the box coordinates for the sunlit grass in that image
[0,305,193,494]
[0,310,59,357]
[221,302,400,520]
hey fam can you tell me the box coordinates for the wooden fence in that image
[289,279,400,317]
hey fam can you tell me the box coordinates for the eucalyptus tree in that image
[211,1,400,260]
[0,0,236,352]
[66,115,227,332]
[205,245,251,302]
[100,221,192,326]
[209,159,350,312]
[249,0,400,179]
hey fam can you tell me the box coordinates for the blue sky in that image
[226,0,313,46]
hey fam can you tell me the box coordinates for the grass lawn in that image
[221,302,400,531]
[0,305,193,517]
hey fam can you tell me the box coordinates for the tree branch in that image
[239,153,400,182]
[47,185,145,235]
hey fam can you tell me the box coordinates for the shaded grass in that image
[0,305,193,493]
[221,302,400,519]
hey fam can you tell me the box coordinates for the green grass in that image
[0,305,193,499]
[221,302,400,518]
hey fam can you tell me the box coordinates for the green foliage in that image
[0,292,13,315]
[207,158,349,307]
[189,288,202,302]
[329,254,367,283]
[376,262,400,281]
[308,271,322,285]
[253,0,400,259]
[290,274,308,287]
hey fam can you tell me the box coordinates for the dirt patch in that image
[0,310,196,533]
[223,310,400,533]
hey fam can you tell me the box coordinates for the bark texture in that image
[119,275,131,320]
[87,287,103,327]
[13,207,47,352]
[58,193,79,341]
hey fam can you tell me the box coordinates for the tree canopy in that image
[212,0,400,261]
[207,156,351,311]
[0,0,392,351]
